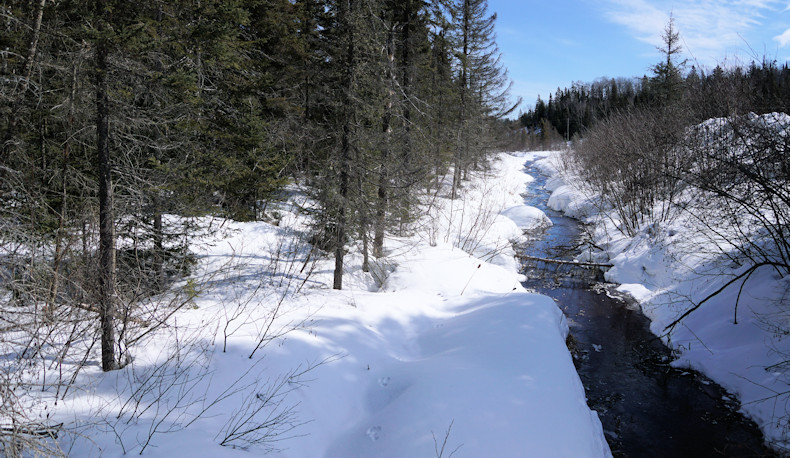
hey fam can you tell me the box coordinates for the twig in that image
[663,262,774,334]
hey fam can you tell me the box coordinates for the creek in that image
[518,161,774,457]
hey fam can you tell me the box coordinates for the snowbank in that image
[502,204,553,231]
[48,153,611,457]
[321,293,608,458]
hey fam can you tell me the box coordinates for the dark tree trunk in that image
[374,24,396,258]
[333,0,358,290]
[452,0,471,200]
[153,194,164,289]
[96,0,117,371]
[333,124,350,290]
[400,1,412,165]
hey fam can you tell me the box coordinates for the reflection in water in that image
[519,162,774,457]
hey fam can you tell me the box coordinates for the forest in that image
[1,0,517,453]
[518,57,790,146]
[3,0,790,454]
[0,0,516,363]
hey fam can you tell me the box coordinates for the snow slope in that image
[533,149,790,451]
[47,153,610,457]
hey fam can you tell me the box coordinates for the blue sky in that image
[488,0,790,115]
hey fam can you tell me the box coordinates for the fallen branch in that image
[1,423,63,439]
[515,254,613,269]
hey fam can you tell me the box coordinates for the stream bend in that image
[518,161,774,457]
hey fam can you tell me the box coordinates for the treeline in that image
[519,77,647,142]
[0,0,515,408]
[518,60,790,144]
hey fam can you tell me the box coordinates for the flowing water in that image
[518,162,775,457]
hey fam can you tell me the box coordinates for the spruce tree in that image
[448,0,518,198]
[650,14,686,105]
[317,0,386,289]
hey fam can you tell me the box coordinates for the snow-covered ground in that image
[46,153,611,457]
[533,149,790,451]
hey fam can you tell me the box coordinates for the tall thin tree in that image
[95,0,117,371]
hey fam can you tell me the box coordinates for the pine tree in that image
[424,0,459,189]
[94,0,118,371]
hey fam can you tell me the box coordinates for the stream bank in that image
[519,161,775,457]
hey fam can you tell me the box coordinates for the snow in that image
[39,152,611,457]
[501,204,553,231]
[534,148,790,451]
[320,292,607,458]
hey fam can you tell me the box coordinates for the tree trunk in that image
[333,123,350,290]
[374,24,396,258]
[453,0,471,200]
[3,0,47,155]
[398,2,413,226]
[153,194,164,289]
[400,2,412,166]
[96,1,117,371]
[359,173,370,273]
[333,0,358,290]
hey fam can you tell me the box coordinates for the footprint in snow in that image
[378,376,390,387]
[366,426,382,442]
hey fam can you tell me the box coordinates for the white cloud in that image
[603,0,667,46]
[599,0,787,65]
[775,28,790,47]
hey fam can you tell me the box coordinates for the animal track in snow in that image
[378,376,391,387]
[366,426,382,442]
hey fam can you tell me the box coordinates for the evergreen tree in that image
[316,0,387,289]
[94,0,118,371]
[650,14,686,105]
[448,0,518,198]
[425,0,459,188]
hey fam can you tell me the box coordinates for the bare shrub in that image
[216,357,335,451]
[572,105,691,236]
[663,112,790,331]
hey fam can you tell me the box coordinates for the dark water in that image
[518,162,776,457]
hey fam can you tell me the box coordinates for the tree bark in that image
[333,123,349,290]
[153,193,164,289]
[96,0,117,371]
[452,0,470,200]
[3,0,47,155]
[374,24,396,259]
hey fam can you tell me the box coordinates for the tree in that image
[650,14,686,105]
[372,0,434,259]
[95,0,117,371]
[1,0,47,157]
[448,0,519,198]
[424,0,459,187]
[315,0,387,289]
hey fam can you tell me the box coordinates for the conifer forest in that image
[3,2,790,456]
